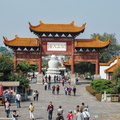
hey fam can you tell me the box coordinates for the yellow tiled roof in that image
[29,21,86,33]
[100,56,120,66]
[62,59,72,65]
[75,36,110,48]
[3,35,110,48]
[104,60,120,72]
[3,35,39,47]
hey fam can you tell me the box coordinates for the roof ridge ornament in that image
[15,35,19,38]
[82,23,86,27]
[39,21,43,25]
[95,36,99,40]
[106,38,110,42]
[3,36,8,41]
[28,22,32,26]
[71,21,74,25]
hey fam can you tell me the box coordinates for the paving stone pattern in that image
[0,79,120,120]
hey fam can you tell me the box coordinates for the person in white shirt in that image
[15,93,21,108]
[75,109,84,120]
[82,108,90,120]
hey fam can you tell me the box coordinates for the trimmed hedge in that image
[90,79,112,91]
[86,86,99,96]
[95,93,102,101]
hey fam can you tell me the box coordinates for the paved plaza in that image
[0,79,120,120]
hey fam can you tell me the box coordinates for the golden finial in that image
[82,23,86,27]
[39,21,43,24]
[95,36,99,40]
[3,36,8,40]
[71,21,74,25]
[106,38,110,42]
[15,35,19,38]
[28,22,32,26]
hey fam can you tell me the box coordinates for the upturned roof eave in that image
[29,21,86,33]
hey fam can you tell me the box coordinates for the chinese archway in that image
[3,21,110,75]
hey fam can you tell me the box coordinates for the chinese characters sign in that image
[47,42,66,51]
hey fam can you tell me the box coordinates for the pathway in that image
[0,79,120,120]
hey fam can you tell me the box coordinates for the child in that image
[12,110,19,120]
[66,110,74,120]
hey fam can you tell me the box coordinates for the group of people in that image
[32,90,39,101]
[64,86,76,96]
[74,103,90,120]
[2,89,14,104]
[3,92,21,119]
[51,85,60,94]
[46,101,90,120]
[43,83,77,96]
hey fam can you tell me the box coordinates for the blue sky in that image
[0,0,120,46]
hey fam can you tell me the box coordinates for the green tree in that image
[8,73,29,89]
[0,46,13,58]
[111,66,120,93]
[91,33,120,63]
[0,55,13,81]
[17,61,38,75]
[0,55,30,89]
[75,62,95,75]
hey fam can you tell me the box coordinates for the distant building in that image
[100,56,120,80]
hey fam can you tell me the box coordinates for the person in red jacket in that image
[47,101,54,120]
[66,110,74,120]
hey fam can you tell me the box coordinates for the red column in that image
[71,38,75,74]
[71,55,74,74]
[38,54,42,74]
[95,55,99,74]
[14,51,17,72]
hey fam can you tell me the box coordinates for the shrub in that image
[90,79,112,91]
[86,86,99,96]
[100,88,115,94]
[95,93,102,101]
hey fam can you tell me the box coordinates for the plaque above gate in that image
[47,42,67,51]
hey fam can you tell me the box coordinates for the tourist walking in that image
[44,82,48,90]
[42,78,44,85]
[64,86,68,95]
[52,85,56,94]
[12,110,19,120]
[54,75,56,83]
[66,110,74,120]
[33,91,37,101]
[83,106,89,112]
[57,105,63,116]
[48,82,51,90]
[75,78,79,85]
[76,105,80,111]
[68,87,72,95]
[45,75,48,82]
[82,108,90,120]
[36,90,39,101]
[75,109,84,120]
[68,78,71,85]
[29,103,35,120]
[56,85,60,94]
[61,78,65,86]
[4,100,10,118]
[73,86,76,96]
[47,101,54,120]
[48,75,51,82]
[56,113,64,120]
[15,93,21,108]
[80,103,86,113]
